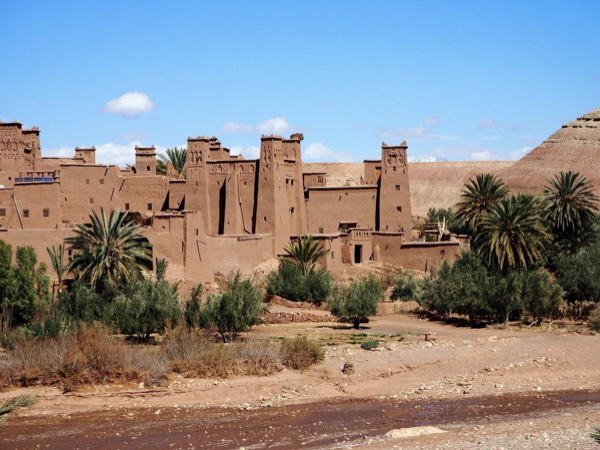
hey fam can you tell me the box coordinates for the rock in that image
[342,361,355,375]
[385,426,446,439]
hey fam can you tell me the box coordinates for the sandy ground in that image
[2,310,600,449]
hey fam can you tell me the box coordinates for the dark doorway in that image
[354,245,362,264]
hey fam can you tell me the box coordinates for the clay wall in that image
[135,146,156,176]
[10,182,61,229]
[74,147,96,164]
[0,228,74,270]
[372,232,460,271]
[118,176,169,214]
[305,186,377,234]
[39,157,85,171]
[302,172,326,189]
[59,165,123,225]
[182,211,274,284]
[168,180,186,210]
[362,160,381,185]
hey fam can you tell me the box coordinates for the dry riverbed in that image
[2,310,600,449]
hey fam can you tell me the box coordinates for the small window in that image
[263,216,267,222]
[125,203,130,211]
[290,207,295,213]
[393,166,397,172]
[395,185,400,191]
[147,166,151,171]
[23,209,29,218]
[331,251,334,259]
[86,179,90,184]
[195,228,199,236]
[68,249,72,257]
[100,179,104,185]
[147,203,153,211]
[319,227,324,234]
[43,208,49,217]
[291,180,294,186]
[0,208,5,217]
[89,198,94,204]
[286,179,289,185]
[397,206,402,212]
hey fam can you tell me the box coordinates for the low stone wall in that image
[262,311,338,324]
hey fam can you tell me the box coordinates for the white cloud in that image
[303,142,353,162]
[256,117,290,134]
[230,145,260,159]
[508,146,531,160]
[101,92,154,117]
[43,146,73,158]
[423,117,441,126]
[477,118,500,128]
[375,125,458,142]
[122,128,150,141]
[471,150,494,160]
[220,116,292,135]
[220,122,253,133]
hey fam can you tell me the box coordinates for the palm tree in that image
[157,147,187,176]
[284,235,329,275]
[0,395,37,425]
[475,194,550,272]
[456,173,509,229]
[542,171,599,251]
[65,208,152,289]
[47,243,66,300]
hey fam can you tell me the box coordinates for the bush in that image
[0,242,51,330]
[360,340,379,350]
[521,271,564,324]
[184,284,204,328]
[199,272,265,342]
[57,281,105,325]
[0,323,168,390]
[164,326,282,377]
[588,304,600,332]
[104,278,182,340]
[419,251,564,325]
[391,274,421,302]
[266,259,332,304]
[280,336,324,370]
[328,275,382,329]
[556,242,600,302]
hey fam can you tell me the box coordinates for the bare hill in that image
[501,107,600,196]
[304,161,515,216]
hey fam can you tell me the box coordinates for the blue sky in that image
[1,1,599,165]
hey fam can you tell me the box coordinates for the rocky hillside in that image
[501,107,600,196]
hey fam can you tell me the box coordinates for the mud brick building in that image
[0,121,460,286]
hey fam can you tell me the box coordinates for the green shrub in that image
[556,242,600,302]
[57,281,105,325]
[199,272,265,342]
[280,336,324,370]
[360,340,379,350]
[391,274,421,302]
[0,242,51,330]
[266,259,332,304]
[521,270,564,324]
[328,275,382,329]
[104,278,182,340]
[588,304,600,332]
[184,283,204,328]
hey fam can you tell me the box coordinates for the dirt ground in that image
[2,309,600,449]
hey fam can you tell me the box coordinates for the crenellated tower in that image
[377,141,412,236]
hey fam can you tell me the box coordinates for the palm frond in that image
[0,395,38,425]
